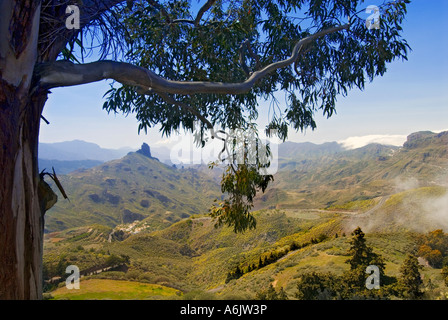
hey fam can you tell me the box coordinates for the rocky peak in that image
[403,131,435,149]
[404,131,448,149]
[136,143,153,159]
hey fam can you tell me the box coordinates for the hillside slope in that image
[44,150,221,233]
[43,130,448,300]
[45,201,447,299]
[255,131,448,210]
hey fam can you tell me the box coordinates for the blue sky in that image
[40,1,448,150]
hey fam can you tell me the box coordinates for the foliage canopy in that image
[62,0,411,232]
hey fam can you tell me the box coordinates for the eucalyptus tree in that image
[0,0,410,299]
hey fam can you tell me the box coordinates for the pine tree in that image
[399,255,423,299]
[345,227,385,273]
[235,266,243,278]
[344,227,386,292]
[346,227,369,269]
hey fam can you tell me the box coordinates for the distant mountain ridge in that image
[277,141,344,159]
[39,140,133,161]
[39,140,173,173]
[39,138,343,164]
[44,130,448,233]
[40,133,413,164]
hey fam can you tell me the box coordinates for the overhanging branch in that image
[35,24,349,95]
[194,0,216,26]
[146,0,216,26]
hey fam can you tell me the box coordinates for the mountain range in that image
[39,140,173,174]
[39,140,134,161]
[37,137,384,174]
[43,146,220,233]
[42,130,448,300]
[43,131,448,232]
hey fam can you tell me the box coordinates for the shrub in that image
[140,199,150,208]
[96,271,126,280]
[138,272,154,283]
[153,276,171,284]
[417,230,448,268]
[126,270,143,280]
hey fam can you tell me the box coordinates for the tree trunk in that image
[0,88,48,300]
[0,0,56,299]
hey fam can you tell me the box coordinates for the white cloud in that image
[338,134,408,150]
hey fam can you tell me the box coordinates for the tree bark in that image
[0,0,126,300]
[0,83,51,300]
[0,0,56,300]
